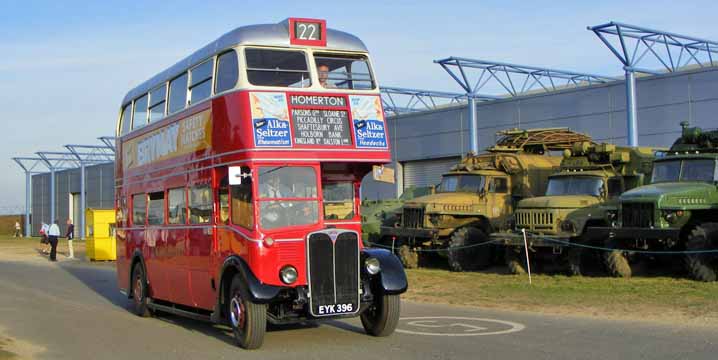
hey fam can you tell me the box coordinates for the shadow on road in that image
[60,262,128,310]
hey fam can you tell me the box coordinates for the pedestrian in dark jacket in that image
[65,219,75,259]
[48,220,60,262]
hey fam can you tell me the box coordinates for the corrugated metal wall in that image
[361,66,718,200]
[30,162,114,236]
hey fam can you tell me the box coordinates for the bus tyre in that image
[228,275,267,350]
[604,238,631,278]
[505,246,527,275]
[684,223,718,282]
[131,263,152,317]
[361,294,401,337]
[398,245,418,269]
[448,227,491,272]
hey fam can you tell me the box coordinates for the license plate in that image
[316,303,355,315]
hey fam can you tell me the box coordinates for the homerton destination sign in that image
[290,95,352,146]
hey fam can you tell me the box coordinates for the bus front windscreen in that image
[438,175,485,193]
[652,159,717,183]
[258,166,318,229]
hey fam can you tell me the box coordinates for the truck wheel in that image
[603,238,632,278]
[565,246,583,276]
[684,223,718,282]
[361,294,401,337]
[131,263,152,317]
[228,275,267,349]
[505,246,527,275]
[448,227,491,272]
[398,245,419,269]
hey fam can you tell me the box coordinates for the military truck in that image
[593,122,718,281]
[491,141,659,275]
[361,186,433,246]
[380,128,592,271]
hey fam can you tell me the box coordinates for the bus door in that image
[165,186,191,306]
[186,182,215,309]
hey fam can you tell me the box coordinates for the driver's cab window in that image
[323,181,354,220]
[230,167,253,229]
[257,166,318,230]
[607,177,624,198]
[489,177,508,193]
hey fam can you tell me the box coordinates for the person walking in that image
[65,219,75,259]
[13,221,21,238]
[40,223,50,254]
[47,220,61,262]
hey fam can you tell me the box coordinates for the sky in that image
[1,0,717,210]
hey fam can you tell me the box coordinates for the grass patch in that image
[405,268,718,323]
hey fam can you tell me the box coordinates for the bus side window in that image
[147,192,165,225]
[119,103,132,136]
[190,59,213,104]
[231,167,254,229]
[168,73,188,114]
[215,50,238,94]
[168,187,187,224]
[219,177,229,225]
[132,194,146,226]
[149,84,167,123]
[189,185,213,224]
[132,94,149,130]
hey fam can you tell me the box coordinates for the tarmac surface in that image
[1,249,717,360]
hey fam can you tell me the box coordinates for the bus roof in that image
[122,19,368,106]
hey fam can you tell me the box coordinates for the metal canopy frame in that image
[380,86,499,116]
[11,137,115,239]
[589,21,718,147]
[434,57,614,154]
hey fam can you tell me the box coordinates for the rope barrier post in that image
[521,229,532,285]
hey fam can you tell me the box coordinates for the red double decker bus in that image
[115,18,407,349]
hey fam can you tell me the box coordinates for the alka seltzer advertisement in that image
[349,95,388,149]
[122,110,212,170]
[249,92,292,147]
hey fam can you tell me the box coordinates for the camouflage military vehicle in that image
[594,122,718,281]
[380,128,592,271]
[491,141,659,275]
[361,186,433,246]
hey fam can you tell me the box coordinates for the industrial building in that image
[13,21,718,234]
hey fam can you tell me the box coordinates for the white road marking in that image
[396,316,525,336]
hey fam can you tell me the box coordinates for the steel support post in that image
[80,162,86,240]
[24,172,31,237]
[468,97,478,154]
[625,70,638,147]
[50,168,56,224]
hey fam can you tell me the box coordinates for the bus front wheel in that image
[131,263,152,317]
[228,275,267,349]
[361,294,400,337]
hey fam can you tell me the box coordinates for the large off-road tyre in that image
[361,294,401,337]
[565,246,583,276]
[684,223,718,282]
[228,275,267,349]
[505,246,527,275]
[603,237,632,278]
[448,227,492,272]
[398,245,419,269]
[131,263,152,317]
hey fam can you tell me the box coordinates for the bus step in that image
[147,300,212,323]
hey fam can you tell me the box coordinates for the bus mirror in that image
[229,166,250,185]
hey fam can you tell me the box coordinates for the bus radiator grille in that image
[307,231,359,316]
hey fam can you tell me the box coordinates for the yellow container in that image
[85,208,116,261]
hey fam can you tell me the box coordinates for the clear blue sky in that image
[1,0,717,209]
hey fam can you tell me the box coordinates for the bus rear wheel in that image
[228,275,267,349]
[684,223,718,282]
[131,263,152,317]
[361,294,400,337]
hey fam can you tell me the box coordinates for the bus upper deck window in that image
[168,73,188,114]
[132,94,149,130]
[215,50,239,94]
[119,103,132,135]
[314,54,375,90]
[190,60,213,104]
[149,84,167,123]
[245,48,310,88]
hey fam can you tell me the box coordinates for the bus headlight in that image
[280,265,298,284]
[264,237,275,246]
[365,257,381,275]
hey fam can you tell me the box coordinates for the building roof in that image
[121,19,368,105]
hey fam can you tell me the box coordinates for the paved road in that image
[0,253,716,360]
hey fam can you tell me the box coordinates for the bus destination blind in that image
[291,109,351,146]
